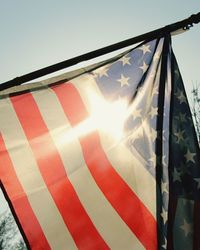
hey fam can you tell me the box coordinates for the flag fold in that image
[0,35,199,250]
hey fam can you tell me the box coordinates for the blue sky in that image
[0,1,200,213]
[0,1,200,92]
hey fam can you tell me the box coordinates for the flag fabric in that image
[167,49,200,250]
[0,36,199,250]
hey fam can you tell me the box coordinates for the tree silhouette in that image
[0,211,27,250]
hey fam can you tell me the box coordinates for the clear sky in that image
[0,0,200,213]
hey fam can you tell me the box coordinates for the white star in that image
[153,51,160,62]
[117,74,130,87]
[128,131,142,143]
[162,155,167,167]
[162,130,167,142]
[152,86,159,95]
[149,106,158,119]
[149,70,156,78]
[161,180,168,194]
[161,208,168,224]
[173,168,181,182]
[174,129,184,143]
[194,178,200,189]
[139,62,148,73]
[184,149,196,163]
[94,66,109,77]
[138,44,151,55]
[150,127,157,142]
[180,219,193,237]
[176,90,187,104]
[179,113,187,122]
[161,237,167,249]
[132,108,142,119]
[119,55,131,66]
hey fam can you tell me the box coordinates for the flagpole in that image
[0,12,200,91]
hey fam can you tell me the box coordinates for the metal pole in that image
[0,12,200,91]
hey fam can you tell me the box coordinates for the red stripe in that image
[10,93,109,250]
[0,134,50,250]
[52,82,158,250]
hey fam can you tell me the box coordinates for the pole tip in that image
[189,12,200,24]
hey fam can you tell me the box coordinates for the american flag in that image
[0,36,199,250]
[167,51,200,250]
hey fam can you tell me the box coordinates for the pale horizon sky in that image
[0,1,200,213]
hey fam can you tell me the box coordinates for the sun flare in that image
[89,95,128,140]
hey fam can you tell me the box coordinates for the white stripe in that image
[0,98,77,250]
[71,74,156,217]
[33,88,144,250]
